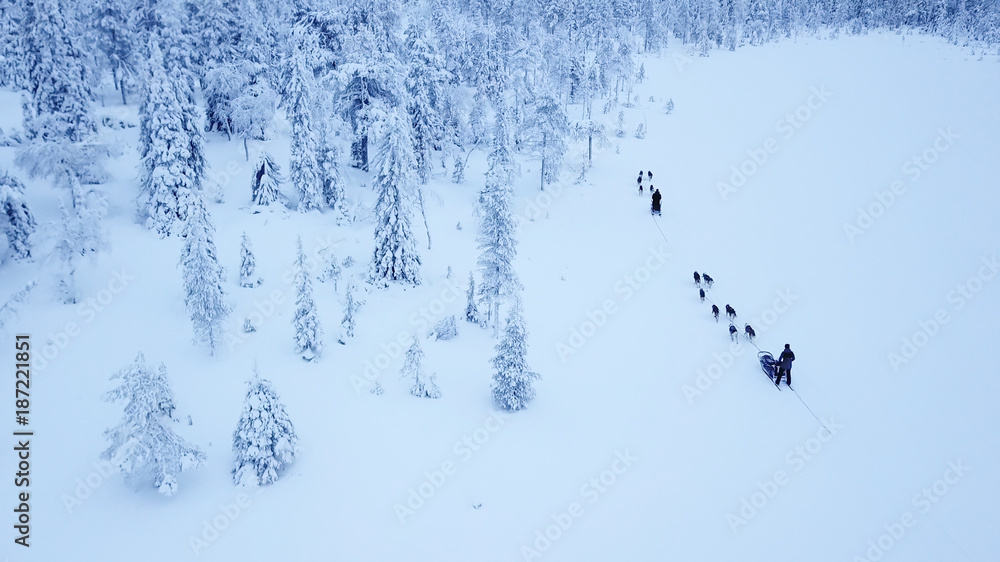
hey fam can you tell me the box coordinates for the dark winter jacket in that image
[779,349,795,371]
[651,190,661,206]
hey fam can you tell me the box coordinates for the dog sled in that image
[651,199,661,216]
[758,351,780,390]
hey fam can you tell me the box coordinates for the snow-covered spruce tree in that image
[283,33,324,212]
[404,23,448,185]
[335,8,406,172]
[230,1,275,76]
[720,0,741,51]
[21,0,95,143]
[694,0,720,57]
[580,63,600,120]
[89,0,137,105]
[0,0,27,89]
[465,271,481,325]
[160,9,198,102]
[745,0,771,46]
[194,0,239,84]
[368,110,422,287]
[316,118,346,216]
[0,170,36,260]
[294,27,345,217]
[471,27,507,107]
[159,14,207,201]
[239,232,261,288]
[339,283,359,343]
[180,197,230,354]
[451,153,465,184]
[477,108,521,335]
[139,39,197,237]
[467,88,488,142]
[594,42,619,102]
[317,246,342,291]
[402,339,441,399]
[404,53,437,253]
[232,368,298,487]
[124,0,164,44]
[102,352,205,496]
[490,300,540,411]
[250,152,284,206]
[53,203,79,304]
[292,236,322,360]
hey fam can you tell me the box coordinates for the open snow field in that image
[2,31,999,561]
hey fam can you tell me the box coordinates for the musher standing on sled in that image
[775,344,795,388]
[651,188,661,215]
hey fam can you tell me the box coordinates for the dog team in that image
[694,270,795,388]
[639,170,663,215]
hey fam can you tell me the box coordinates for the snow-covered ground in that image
[3,32,1000,561]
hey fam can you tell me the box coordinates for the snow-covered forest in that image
[2,0,1000,559]
[2,0,999,310]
